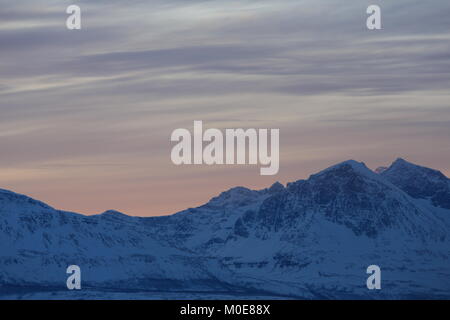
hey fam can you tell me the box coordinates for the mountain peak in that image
[325,159,368,171]
[0,188,54,213]
[393,157,408,164]
[386,158,447,178]
[268,181,284,193]
[260,158,448,239]
[99,209,129,218]
[313,160,378,180]
[381,158,450,208]
[391,157,420,169]
[206,186,263,209]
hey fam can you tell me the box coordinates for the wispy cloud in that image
[0,0,449,215]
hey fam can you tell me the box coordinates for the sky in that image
[1,0,450,216]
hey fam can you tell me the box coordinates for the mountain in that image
[380,158,450,209]
[1,159,450,299]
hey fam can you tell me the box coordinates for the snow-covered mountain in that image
[1,159,450,299]
[381,158,450,209]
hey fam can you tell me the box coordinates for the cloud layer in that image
[1,0,449,215]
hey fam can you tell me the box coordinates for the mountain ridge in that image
[380,158,450,209]
[1,158,450,299]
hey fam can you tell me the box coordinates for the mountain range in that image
[1,158,449,299]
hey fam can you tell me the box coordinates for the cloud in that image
[0,0,449,215]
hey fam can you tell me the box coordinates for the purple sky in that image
[1,0,450,216]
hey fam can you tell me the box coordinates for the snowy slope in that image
[1,159,450,299]
[381,158,450,209]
